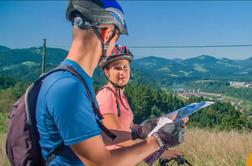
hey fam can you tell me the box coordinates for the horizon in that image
[1,1,252,59]
[1,44,251,61]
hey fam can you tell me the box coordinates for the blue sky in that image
[0,1,252,60]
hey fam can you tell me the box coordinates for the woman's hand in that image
[131,118,158,139]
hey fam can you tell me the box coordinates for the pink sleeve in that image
[96,88,117,115]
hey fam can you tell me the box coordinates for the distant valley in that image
[1,45,252,109]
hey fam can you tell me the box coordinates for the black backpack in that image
[6,65,116,166]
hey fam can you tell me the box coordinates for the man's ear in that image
[101,27,114,43]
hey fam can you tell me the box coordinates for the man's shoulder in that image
[40,70,93,112]
[40,71,87,99]
[45,70,75,81]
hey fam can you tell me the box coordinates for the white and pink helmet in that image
[99,45,133,69]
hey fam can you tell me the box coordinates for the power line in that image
[6,43,252,50]
[129,44,252,49]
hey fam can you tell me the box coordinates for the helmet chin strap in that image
[110,80,126,89]
[92,27,117,61]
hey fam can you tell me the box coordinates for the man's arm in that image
[73,118,186,166]
[101,113,138,146]
[72,134,160,166]
[101,129,134,146]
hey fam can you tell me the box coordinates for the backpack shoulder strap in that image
[97,86,121,117]
[24,65,115,165]
[24,66,79,164]
[26,65,116,158]
[59,65,103,118]
[26,66,77,127]
[57,65,117,140]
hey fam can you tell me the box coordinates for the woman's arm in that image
[102,113,139,147]
[102,113,122,129]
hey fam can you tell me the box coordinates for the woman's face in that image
[105,59,131,87]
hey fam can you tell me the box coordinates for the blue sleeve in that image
[46,76,101,146]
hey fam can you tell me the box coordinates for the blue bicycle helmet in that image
[66,0,128,35]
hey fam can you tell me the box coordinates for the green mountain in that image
[1,45,252,84]
[0,46,66,66]
[0,46,67,80]
[133,55,252,85]
[236,57,252,73]
[0,45,11,52]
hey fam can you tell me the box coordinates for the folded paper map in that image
[148,101,215,137]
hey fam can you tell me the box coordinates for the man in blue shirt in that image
[36,0,186,165]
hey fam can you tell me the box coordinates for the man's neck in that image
[67,40,100,77]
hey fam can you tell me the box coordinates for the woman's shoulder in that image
[97,83,116,95]
[96,84,117,99]
[96,84,118,114]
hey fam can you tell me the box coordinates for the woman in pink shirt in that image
[96,45,185,164]
[97,45,134,133]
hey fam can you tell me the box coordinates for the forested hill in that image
[0,45,66,65]
[1,45,252,85]
[133,55,252,85]
[0,46,66,81]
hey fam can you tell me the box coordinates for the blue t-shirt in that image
[36,59,101,166]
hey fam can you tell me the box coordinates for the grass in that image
[177,128,252,166]
[0,133,10,166]
[1,129,251,166]
[139,128,252,166]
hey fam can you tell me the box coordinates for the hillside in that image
[1,45,252,106]
[0,46,67,80]
[133,55,252,85]
[1,45,252,84]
